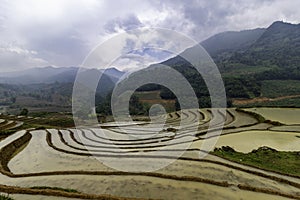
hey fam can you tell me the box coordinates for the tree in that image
[129,95,144,115]
[20,108,29,116]
[10,97,16,103]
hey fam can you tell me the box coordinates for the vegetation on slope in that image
[260,80,300,98]
[213,146,300,176]
[0,194,13,200]
[30,186,78,193]
[229,21,300,68]
[140,21,300,107]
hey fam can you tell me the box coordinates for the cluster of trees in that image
[96,92,150,116]
[20,108,29,116]
[95,93,112,116]
[128,95,150,115]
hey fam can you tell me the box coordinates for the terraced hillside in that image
[0,108,299,199]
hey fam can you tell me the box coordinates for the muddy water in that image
[227,108,258,127]
[246,108,300,124]
[0,174,296,200]
[270,125,300,132]
[3,111,300,200]
[8,130,300,197]
[192,130,300,153]
[9,130,111,173]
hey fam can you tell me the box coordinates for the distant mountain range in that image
[0,67,125,111]
[0,66,125,85]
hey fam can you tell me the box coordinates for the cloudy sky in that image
[0,0,300,72]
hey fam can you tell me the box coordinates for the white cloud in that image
[0,44,49,72]
[0,0,300,72]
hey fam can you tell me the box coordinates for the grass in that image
[0,126,26,141]
[1,112,74,130]
[213,146,300,176]
[30,186,79,193]
[0,112,74,141]
[35,118,74,128]
[10,140,29,159]
[0,121,54,141]
[0,194,13,200]
[28,112,75,127]
[0,123,48,136]
[0,129,16,137]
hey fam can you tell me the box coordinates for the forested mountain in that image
[201,28,265,64]
[229,21,300,68]
[136,21,300,107]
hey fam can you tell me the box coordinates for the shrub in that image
[20,108,29,116]
[0,194,14,200]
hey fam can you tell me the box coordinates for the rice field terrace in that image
[0,108,299,199]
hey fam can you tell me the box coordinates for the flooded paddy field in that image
[0,108,299,199]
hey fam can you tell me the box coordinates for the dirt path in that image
[233,95,300,105]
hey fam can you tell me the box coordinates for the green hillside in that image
[152,21,300,107]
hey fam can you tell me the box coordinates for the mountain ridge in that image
[2,21,300,111]
[0,67,125,85]
[147,21,300,105]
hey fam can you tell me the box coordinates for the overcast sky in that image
[0,0,300,72]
